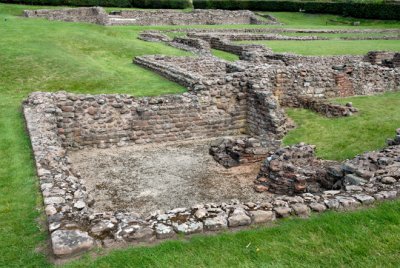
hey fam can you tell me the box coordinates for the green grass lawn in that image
[211,49,240,61]
[0,3,400,267]
[284,92,400,160]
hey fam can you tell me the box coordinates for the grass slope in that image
[0,3,399,267]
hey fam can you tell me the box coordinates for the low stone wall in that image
[290,96,358,117]
[169,37,212,56]
[364,51,396,65]
[189,32,327,42]
[209,37,272,56]
[241,52,363,66]
[138,31,171,42]
[110,9,274,26]
[23,7,109,25]
[48,55,293,149]
[24,7,279,26]
[245,63,400,103]
[55,91,248,149]
[178,28,400,35]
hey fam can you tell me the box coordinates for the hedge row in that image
[193,0,400,20]
[0,0,192,8]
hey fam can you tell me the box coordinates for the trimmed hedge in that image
[193,0,400,20]
[0,0,192,8]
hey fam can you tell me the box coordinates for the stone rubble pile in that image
[256,130,400,196]
[24,7,279,26]
[255,144,332,195]
[209,137,272,168]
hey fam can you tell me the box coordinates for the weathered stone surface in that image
[309,202,326,212]
[25,8,279,26]
[173,221,203,234]
[353,194,375,204]
[274,207,292,218]
[129,227,155,242]
[90,221,114,236]
[257,144,328,195]
[344,174,368,185]
[155,224,175,239]
[194,208,208,219]
[204,215,228,231]
[324,199,340,209]
[51,230,94,257]
[228,208,252,227]
[336,196,360,209]
[250,210,275,224]
[381,176,396,184]
[45,205,57,216]
[44,197,65,205]
[291,204,311,218]
[74,200,86,210]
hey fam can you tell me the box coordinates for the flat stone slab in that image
[51,230,94,258]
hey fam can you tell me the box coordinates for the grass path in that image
[0,3,399,267]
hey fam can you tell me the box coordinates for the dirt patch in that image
[68,139,270,216]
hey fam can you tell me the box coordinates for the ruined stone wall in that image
[246,90,287,139]
[56,55,308,149]
[241,52,363,66]
[247,63,400,104]
[24,7,278,26]
[23,94,400,258]
[179,28,400,35]
[209,37,271,56]
[291,96,358,117]
[364,51,396,65]
[23,7,109,25]
[54,58,251,149]
[56,87,248,149]
[171,37,211,52]
[112,9,270,25]
[189,32,326,42]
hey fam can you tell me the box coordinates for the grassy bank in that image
[0,3,399,267]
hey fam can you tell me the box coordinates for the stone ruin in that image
[24,7,279,26]
[21,23,400,259]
